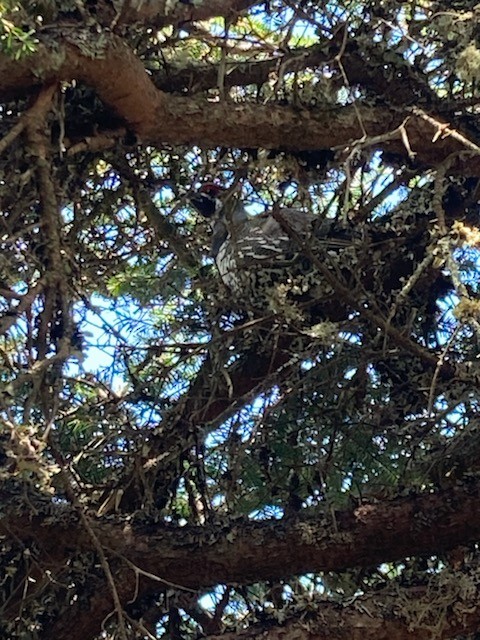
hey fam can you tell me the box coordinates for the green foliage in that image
[0,2,35,58]
[107,262,163,302]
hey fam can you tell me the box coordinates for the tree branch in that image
[3,477,480,639]
[114,0,259,28]
[1,33,479,172]
[205,568,480,640]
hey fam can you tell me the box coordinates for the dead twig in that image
[113,553,199,597]
[48,437,130,640]
[411,107,480,153]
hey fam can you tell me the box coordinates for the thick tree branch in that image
[3,477,480,639]
[1,33,479,171]
[115,0,259,28]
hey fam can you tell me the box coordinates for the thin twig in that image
[383,250,435,354]
[337,118,412,221]
[48,438,129,640]
[217,17,230,100]
[427,326,459,415]
[334,25,367,140]
[333,118,413,154]
[78,509,129,640]
[270,210,442,371]
[411,107,480,153]
[113,553,198,595]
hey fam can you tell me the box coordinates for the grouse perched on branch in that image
[189,182,452,339]
[189,183,346,317]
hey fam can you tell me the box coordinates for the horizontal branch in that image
[155,33,437,109]
[3,477,480,639]
[0,32,479,172]
[153,41,333,94]
[116,0,259,27]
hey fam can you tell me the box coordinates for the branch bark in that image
[114,0,259,28]
[1,32,479,172]
[3,477,480,639]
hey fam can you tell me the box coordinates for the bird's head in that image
[189,183,224,218]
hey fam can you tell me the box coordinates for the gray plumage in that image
[190,185,344,314]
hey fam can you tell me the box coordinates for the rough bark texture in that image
[1,478,480,640]
[0,33,477,170]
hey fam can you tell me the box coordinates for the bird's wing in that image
[258,208,315,239]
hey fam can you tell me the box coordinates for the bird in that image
[189,183,346,318]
